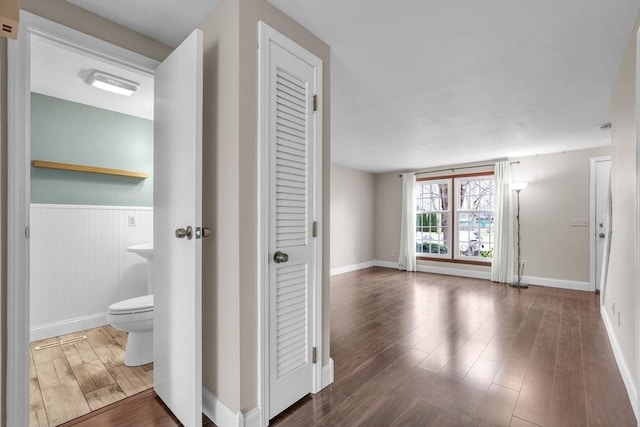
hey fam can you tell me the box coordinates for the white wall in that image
[330,165,376,273]
[30,204,152,341]
[602,13,640,417]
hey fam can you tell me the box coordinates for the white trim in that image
[589,155,611,293]
[519,275,590,292]
[375,260,399,269]
[30,313,108,342]
[30,203,153,211]
[373,260,591,291]
[7,12,159,426]
[601,305,640,421]
[635,26,640,425]
[330,261,375,276]
[202,388,262,427]
[322,358,335,388]
[257,21,325,427]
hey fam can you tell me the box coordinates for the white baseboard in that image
[374,260,398,269]
[322,358,335,388]
[519,275,590,291]
[202,359,333,427]
[417,263,490,280]
[600,305,639,421]
[202,387,245,427]
[330,261,375,276]
[373,260,591,292]
[30,312,108,342]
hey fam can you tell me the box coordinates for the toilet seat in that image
[108,295,154,315]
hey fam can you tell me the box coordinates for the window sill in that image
[416,256,491,267]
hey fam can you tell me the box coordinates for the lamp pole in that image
[510,187,528,289]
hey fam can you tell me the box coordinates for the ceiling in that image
[66,0,640,173]
[31,34,154,120]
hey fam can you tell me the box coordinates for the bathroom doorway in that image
[27,30,155,426]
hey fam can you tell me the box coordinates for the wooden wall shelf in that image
[32,160,148,179]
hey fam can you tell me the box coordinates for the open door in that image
[153,29,203,426]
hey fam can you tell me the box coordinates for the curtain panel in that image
[399,172,416,271]
[491,161,514,283]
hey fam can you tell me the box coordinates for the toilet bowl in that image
[107,294,153,366]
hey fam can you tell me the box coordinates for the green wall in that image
[30,93,153,206]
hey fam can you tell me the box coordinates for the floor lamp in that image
[510,182,528,288]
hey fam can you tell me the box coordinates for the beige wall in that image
[200,0,331,413]
[604,14,640,396]
[374,147,610,283]
[0,2,172,424]
[330,165,375,269]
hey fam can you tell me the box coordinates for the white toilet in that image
[107,294,154,366]
[108,243,154,366]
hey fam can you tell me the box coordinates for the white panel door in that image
[268,40,318,418]
[594,159,611,291]
[153,29,203,426]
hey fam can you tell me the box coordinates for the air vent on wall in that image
[0,0,19,40]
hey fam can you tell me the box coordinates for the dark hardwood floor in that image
[61,267,635,426]
[272,267,636,426]
[60,388,215,426]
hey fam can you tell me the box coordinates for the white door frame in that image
[6,12,158,425]
[635,24,640,426]
[589,155,611,293]
[257,21,324,427]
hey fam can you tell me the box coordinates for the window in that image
[416,173,495,263]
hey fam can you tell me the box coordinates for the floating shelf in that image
[32,160,148,179]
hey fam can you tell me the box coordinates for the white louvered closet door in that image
[268,40,317,418]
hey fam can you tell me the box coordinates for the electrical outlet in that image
[570,218,589,227]
[391,249,397,258]
[128,215,136,227]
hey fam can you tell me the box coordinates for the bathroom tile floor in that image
[30,325,153,426]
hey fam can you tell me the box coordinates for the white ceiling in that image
[65,0,640,173]
[31,35,154,120]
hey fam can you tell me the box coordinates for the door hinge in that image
[312,221,318,238]
[313,94,318,112]
[312,347,317,364]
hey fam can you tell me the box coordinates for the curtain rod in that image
[398,161,520,177]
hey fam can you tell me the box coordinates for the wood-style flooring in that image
[30,325,153,426]
[42,268,635,426]
[272,267,637,426]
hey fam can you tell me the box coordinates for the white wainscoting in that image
[30,204,153,341]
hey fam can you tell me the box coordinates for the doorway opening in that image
[7,12,160,426]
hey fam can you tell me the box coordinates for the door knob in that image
[599,233,606,238]
[195,227,211,239]
[273,251,289,263]
[175,226,193,239]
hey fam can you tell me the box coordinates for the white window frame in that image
[415,178,451,259]
[415,173,495,264]
[454,176,495,262]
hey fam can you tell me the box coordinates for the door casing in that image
[6,12,158,425]
[589,155,612,293]
[257,21,324,427]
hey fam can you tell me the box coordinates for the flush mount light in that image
[85,70,139,96]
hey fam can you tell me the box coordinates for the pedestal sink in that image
[127,243,153,293]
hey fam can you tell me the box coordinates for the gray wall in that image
[374,146,610,282]
[330,165,375,269]
[31,93,153,206]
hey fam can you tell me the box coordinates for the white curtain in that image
[398,172,416,271]
[491,161,514,283]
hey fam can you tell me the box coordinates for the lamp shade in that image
[511,182,528,191]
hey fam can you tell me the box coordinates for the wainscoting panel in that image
[30,204,153,341]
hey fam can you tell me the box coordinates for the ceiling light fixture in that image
[85,70,139,96]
